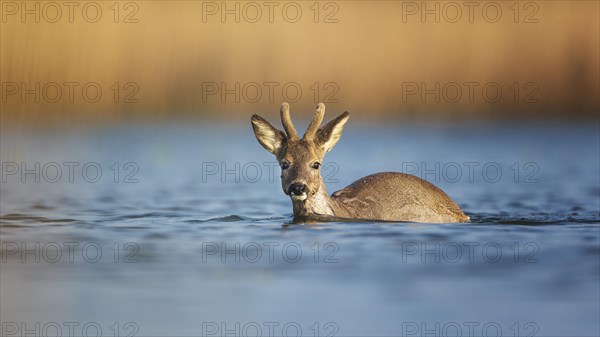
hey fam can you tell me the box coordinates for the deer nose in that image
[289,183,307,196]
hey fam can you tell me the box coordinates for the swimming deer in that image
[251,103,469,223]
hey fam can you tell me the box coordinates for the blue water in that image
[1,122,599,336]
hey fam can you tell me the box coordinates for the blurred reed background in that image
[1,0,598,130]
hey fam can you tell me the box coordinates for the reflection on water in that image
[1,123,599,336]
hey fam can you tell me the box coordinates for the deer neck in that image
[291,180,340,218]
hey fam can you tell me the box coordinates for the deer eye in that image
[311,162,321,170]
[281,162,290,170]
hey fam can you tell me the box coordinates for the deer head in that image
[251,103,349,201]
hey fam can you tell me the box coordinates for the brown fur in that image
[251,103,469,223]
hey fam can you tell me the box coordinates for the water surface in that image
[1,123,599,336]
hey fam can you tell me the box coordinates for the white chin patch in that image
[291,193,307,201]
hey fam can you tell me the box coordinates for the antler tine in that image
[303,103,325,139]
[280,102,298,141]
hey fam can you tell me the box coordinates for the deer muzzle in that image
[288,182,308,200]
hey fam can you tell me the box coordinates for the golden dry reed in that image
[1,1,598,129]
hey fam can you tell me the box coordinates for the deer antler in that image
[303,103,325,140]
[280,102,298,141]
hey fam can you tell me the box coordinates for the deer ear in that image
[316,111,349,153]
[251,114,286,155]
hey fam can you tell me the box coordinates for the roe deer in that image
[251,103,469,223]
